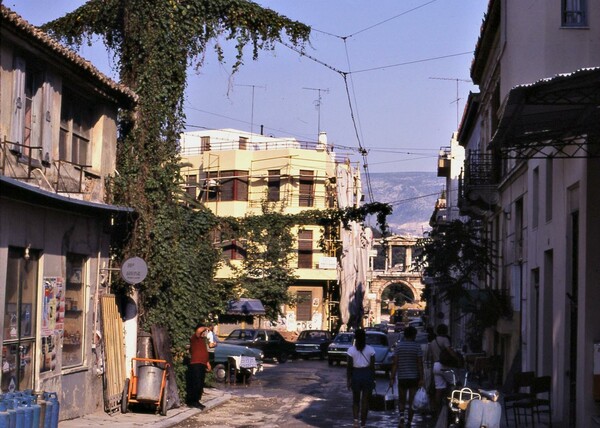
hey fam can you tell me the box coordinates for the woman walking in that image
[347,328,376,428]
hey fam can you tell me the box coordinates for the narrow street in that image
[172,358,437,428]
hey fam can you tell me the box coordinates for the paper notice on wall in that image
[42,277,65,336]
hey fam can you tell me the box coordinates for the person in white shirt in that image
[347,329,376,428]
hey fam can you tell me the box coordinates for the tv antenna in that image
[303,87,329,136]
[429,77,471,128]
[236,84,265,138]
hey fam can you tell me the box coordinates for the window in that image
[296,291,312,321]
[185,174,197,199]
[201,136,211,152]
[60,91,92,166]
[3,247,38,391]
[298,229,313,269]
[62,253,86,367]
[239,137,248,150]
[268,169,281,202]
[207,170,248,201]
[545,159,553,222]
[532,167,539,229]
[299,170,315,207]
[222,239,246,260]
[562,0,587,26]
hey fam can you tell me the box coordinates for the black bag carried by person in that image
[369,386,395,411]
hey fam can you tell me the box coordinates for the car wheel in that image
[213,363,227,383]
[278,352,289,364]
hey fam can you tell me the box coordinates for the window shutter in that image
[296,291,312,321]
[41,71,58,164]
[10,57,26,149]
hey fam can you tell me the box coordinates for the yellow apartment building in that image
[180,129,364,332]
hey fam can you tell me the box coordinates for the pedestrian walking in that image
[347,328,376,428]
[188,323,210,409]
[390,325,424,427]
[428,323,459,416]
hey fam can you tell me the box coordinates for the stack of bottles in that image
[0,390,59,428]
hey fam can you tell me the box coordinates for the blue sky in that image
[7,0,488,173]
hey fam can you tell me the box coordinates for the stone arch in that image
[366,275,425,325]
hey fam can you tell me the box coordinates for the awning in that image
[226,298,266,315]
[490,68,600,159]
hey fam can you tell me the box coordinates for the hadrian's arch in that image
[365,234,426,324]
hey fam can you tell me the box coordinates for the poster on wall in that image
[41,277,65,336]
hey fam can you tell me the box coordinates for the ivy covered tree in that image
[42,0,310,394]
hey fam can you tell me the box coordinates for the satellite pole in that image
[236,84,265,139]
[429,77,471,128]
[303,87,329,137]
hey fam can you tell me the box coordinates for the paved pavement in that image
[58,387,232,428]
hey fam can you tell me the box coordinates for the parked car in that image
[327,331,394,374]
[209,342,264,383]
[223,329,296,363]
[294,330,332,360]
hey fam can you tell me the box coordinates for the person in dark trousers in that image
[390,325,424,427]
[188,323,210,409]
[347,328,376,428]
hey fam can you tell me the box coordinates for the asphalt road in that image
[171,357,437,428]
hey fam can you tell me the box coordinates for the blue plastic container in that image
[0,401,10,428]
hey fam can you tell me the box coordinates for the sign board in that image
[318,257,338,269]
[121,257,148,285]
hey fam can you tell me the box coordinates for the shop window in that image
[62,254,86,367]
[296,291,312,321]
[298,229,313,269]
[3,247,38,392]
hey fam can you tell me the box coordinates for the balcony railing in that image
[459,150,500,215]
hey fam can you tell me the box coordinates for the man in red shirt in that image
[189,323,210,408]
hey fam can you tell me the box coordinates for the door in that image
[2,247,38,392]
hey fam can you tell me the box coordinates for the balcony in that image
[1,137,102,202]
[437,146,452,178]
[459,150,499,216]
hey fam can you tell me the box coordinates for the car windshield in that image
[227,329,256,340]
[299,331,329,340]
[366,334,388,347]
[334,333,354,343]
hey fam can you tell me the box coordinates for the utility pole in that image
[303,87,329,137]
[236,84,265,139]
[429,77,471,128]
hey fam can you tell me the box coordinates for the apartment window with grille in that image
[201,136,211,151]
[59,91,92,166]
[296,291,312,321]
[298,229,313,269]
[268,169,281,201]
[299,170,315,207]
[207,170,248,201]
[562,0,587,26]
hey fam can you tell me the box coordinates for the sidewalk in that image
[58,387,232,427]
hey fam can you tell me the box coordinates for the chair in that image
[503,371,535,426]
[513,375,552,427]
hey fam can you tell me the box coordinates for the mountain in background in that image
[366,172,445,237]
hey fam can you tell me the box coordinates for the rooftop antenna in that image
[236,84,265,140]
[303,87,329,137]
[429,77,471,128]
